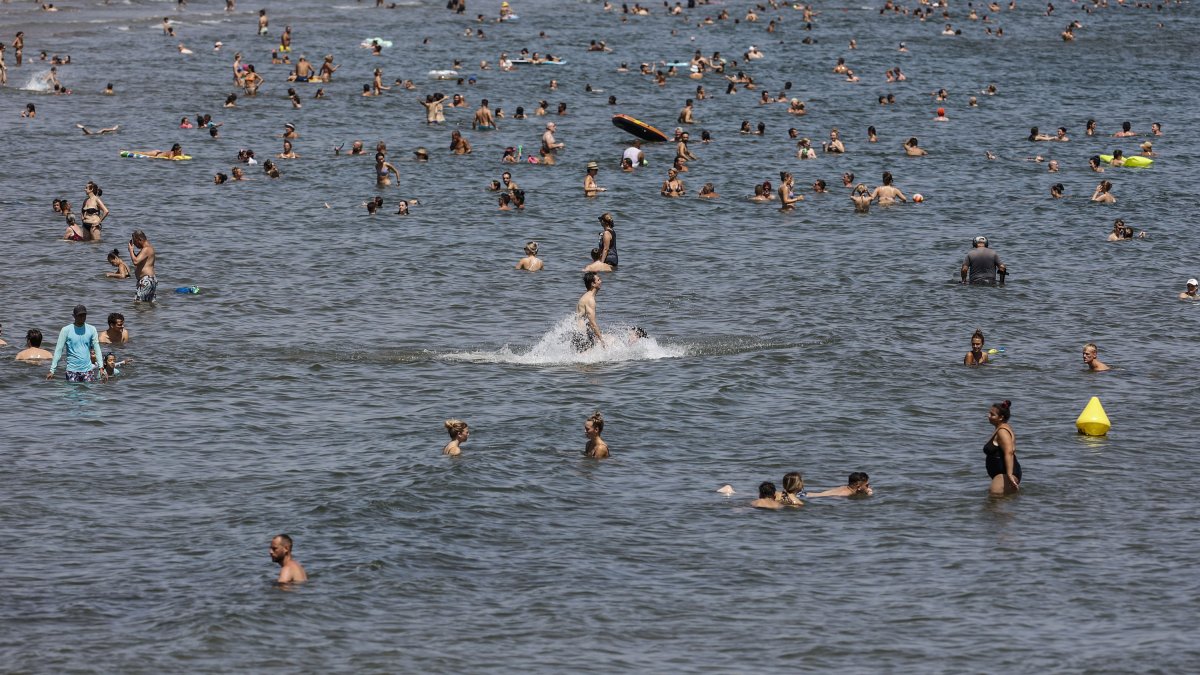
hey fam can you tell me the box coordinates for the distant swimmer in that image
[808,472,873,497]
[442,419,470,455]
[822,128,845,153]
[964,329,989,365]
[961,236,1006,285]
[750,482,782,509]
[98,312,128,346]
[76,123,120,135]
[622,140,645,168]
[982,400,1020,495]
[933,107,948,122]
[46,305,105,382]
[583,411,610,458]
[775,472,805,506]
[515,241,544,271]
[1028,126,1054,141]
[572,272,603,351]
[1180,278,1198,301]
[869,171,906,205]
[778,172,802,210]
[14,329,53,362]
[1082,342,1110,372]
[269,534,308,584]
[660,168,685,197]
[1112,121,1136,137]
[375,152,399,186]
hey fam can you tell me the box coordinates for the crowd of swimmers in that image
[4,0,1194,584]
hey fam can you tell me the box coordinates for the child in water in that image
[102,352,131,378]
[106,249,130,278]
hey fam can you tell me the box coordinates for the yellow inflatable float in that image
[1075,396,1111,436]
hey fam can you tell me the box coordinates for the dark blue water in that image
[2,0,1199,671]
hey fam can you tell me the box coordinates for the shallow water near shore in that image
[2,0,1200,672]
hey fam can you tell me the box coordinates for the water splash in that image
[442,315,685,365]
[21,70,54,92]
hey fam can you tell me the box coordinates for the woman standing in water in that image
[375,152,399,187]
[583,411,609,458]
[596,212,617,269]
[81,181,109,241]
[983,400,1020,494]
[442,419,469,456]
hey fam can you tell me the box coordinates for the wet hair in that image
[107,248,120,261]
[215,172,228,184]
[868,125,876,136]
[273,534,294,550]
[1122,121,1131,132]
[758,481,777,499]
[524,241,538,255]
[782,472,804,494]
[586,411,604,434]
[1089,155,1102,167]
[700,130,712,141]
[882,171,893,185]
[107,312,124,327]
[26,328,43,347]
[991,400,1012,422]
[511,189,525,207]
[445,419,468,437]
[590,247,603,261]
[1051,183,1064,195]
[906,137,919,146]
[1112,149,1123,159]
[1028,126,1039,141]
[847,472,870,486]
[813,179,826,191]
[583,271,599,289]
[972,329,985,345]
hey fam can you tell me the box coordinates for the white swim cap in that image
[1189,278,1198,287]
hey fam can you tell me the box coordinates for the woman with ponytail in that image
[983,400,1020,494]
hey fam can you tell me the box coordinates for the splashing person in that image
[571,272,603,351]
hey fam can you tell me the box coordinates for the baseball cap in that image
[973,236,988,246]
[73,304,87,317]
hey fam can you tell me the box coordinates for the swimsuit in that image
[983,433,1021,480]
[570,326,597,352]
[135,275,158,302]
[597,229,617,268]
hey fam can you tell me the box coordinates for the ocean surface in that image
[2,0,1199,671]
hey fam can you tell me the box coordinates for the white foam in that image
[20,70,54,92]
[442,315,685,365]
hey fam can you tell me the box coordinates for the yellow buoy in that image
[1076,396,1111,436]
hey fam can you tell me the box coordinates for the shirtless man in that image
[750,482,782,510]
[869,171,906,204]
[572,272,603,351]
[269,534,307,583]
[582,248,613,273]
[583,161,606,196]
[291,55,314,81]
[1180,278,1198,301]
[98,313,129,345]
[14,329,53,362]
[676,131,697,161]
[808,472,874,497]
[1112,121,1136,138]
[128,230,157,303]
[677,98,695,124]
[472,99,497,129]
[257,9,269,35]
[1082,343,1110,372]
[541,122,563,165]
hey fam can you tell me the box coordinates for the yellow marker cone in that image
[1076,396,1111,436]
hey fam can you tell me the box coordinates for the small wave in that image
[442,316,685,365]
